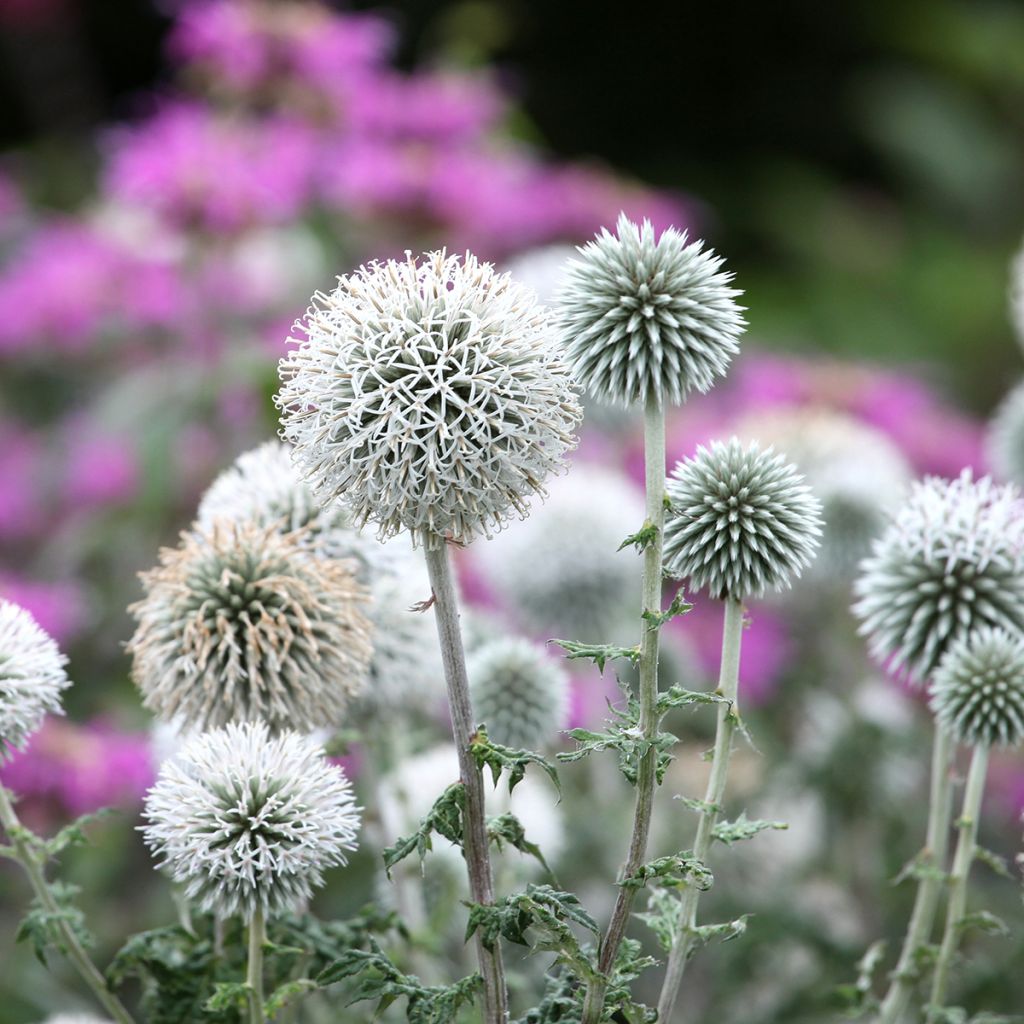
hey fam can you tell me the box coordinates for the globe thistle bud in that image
[0,600,70,761]
[467,638,569,751]
[276,250,582,546]
[142,721,360,920]
[128,521,372,733]
[930,627,1024,748]
[663,439,823,600]
[854,471,1024,685]
[473,463,645,641]
[555,214,745,407]
[987,380,1024,487]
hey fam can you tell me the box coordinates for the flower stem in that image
[0,784,135,1024]
[581,397,666,1024]
[876,725,956,1024]
[927,743,989,1019]
[247,906,266,1024]
[656,595,745,1023]
[422,536,509,1024]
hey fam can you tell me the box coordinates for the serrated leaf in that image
[687,914,751,947]
[204,981,250,1013]
[641,590,693,631]
[548,639,640,674]
[487,813,552,874]
[620,853,713,892]
[16,881,91,965]
[891,849,949,887]
[711,813,788,846]
[619,523,658,553]
[470,727,560,797]
[382,782,465,876]
[674,795,722,814]
[635,887,682,953]
[656,684,731,715]
[958,910,1010,937]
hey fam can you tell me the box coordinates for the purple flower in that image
[0,576,87,644]
[63,431,139,509]
[0,420,43,540]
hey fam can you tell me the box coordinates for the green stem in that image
[656,595,745,1024]
[247,906,266,1024]
[876,725,956,1024]
[581,397,666,1024]
[0,784,135,1024]
[927,743,989,1019]
[422,535,509,1024]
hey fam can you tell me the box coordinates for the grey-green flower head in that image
[930,627,1024,747]
[128,521,373,733]
[467,637,569,751]
[663,438,823,599]
[142,721,360,920]
[555,214,745,407]
[276,250,582,547]
[0,600,70,760]
[853,471,1024,686]
[987,380,1024,487]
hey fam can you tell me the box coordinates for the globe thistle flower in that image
[854,471,1024,685]
[276,250,582,545]
[930,627,1024,748]
[987,380,1024,487]
[473,463,645,640]
[736,409,911,581]
[128,521,372,733]
[467,638,569,751]
[0,600,70,761]
[663,439,823,600]
[555,214,745,407]
[142,721,360,920]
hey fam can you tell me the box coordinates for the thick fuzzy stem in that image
[422,537,509,1024]
[927,744,989,1018]
[247,906,266,1024]
[876,725,956,1024]
[657,596,745,1023]
[0,784,135,1024]
[582,398,666,1024]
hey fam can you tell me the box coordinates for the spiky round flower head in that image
[142,721,360,920]
[930,627,1024,747]
[987,380,1024,487]
[555,214,745,407]
[663,439,823,600]
[276,250,582,546]
[735,408,911,581]
[128,521,372,733]
[0,600,70,761]
[467,637,569,751]
[854,471,1024,686]
[473,463,644,640]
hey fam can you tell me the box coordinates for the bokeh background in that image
[1,1,1023,1022]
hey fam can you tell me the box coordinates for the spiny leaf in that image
[711,813,788,846]
[487,813,551,874]
[44,807,117,859]
[266,978,320,1016]
[957,910,1010,937]
[635,887,682,953]
[891,849,949,887]
[619,522,658,553]
[974,845,1014,879]
[675,795,722,815]
[470,727,560,797]
[656,684,731,715]
[204,982,250,1013]
[382,783,465,876]
[16,881,90,964]
[620,853,713,892]
[686,914,751,947]
[548,638,640,674]
[641,589,692,631]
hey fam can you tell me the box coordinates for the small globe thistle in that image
[663,439,823,600]
[930,627,1024,748]
[277,250,582,545]
[555,214,745,407]
[854,471,1024,685]
[128,521,372,733]
[473,463,645,640]
[0,600,70,760]
[142,721,360,920]
[467,637,569,751]
[735,409,911,581]
[987,380,1024,486]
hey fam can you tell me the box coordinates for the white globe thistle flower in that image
[505,244,576,306]
[735,409,911,581]
[128,521,372,733]
[473,462,645,640]
[142,721,360,920]
[987,380,1024,486]
[854,471,1024,685]
[555,214,745,407]
[0,600,70,761]
[276,250,582,546]
[663,438,823,600]
[467,637,569,751]
[378,744,564,873]
[930,627,1024,748]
